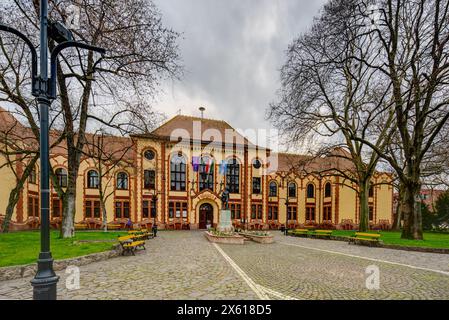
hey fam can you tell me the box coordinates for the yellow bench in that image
[349,232,381,246]
[311,229,333,239]
[75,223,88,230]
[107,224,122,230]
[118,235,146,255]
[128,229,154,239]
[292,229,309,237]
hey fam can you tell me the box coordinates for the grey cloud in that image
[152,0,327,136]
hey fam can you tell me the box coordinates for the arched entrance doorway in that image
[199,203,214,229]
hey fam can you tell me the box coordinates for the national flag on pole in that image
[192,156,200,172]
[204,158,214,174]
[219,160,227,175]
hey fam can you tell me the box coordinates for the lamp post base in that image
[30,252,59,300]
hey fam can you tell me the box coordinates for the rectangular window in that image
[323,205,332,221]
[27,196,39,218]
[226,160,240,193]
[268,205,278,220]
[168,201,187,221]
[85,200,101,219]
[114,201,130,219]
[251,204,263,220]
[230,203,241,219]
[144,170,155,189]
[52,198,62,218]
[143,200,149,218]
[287,206,297,221]
[369,205,374,221]
[170,160,186,191]
[306,206,315,222]
[252,177,261,194]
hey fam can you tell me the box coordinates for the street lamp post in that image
[0,0,105,300]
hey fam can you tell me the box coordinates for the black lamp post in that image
[1,1,105,300]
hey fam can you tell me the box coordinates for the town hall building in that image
[0,108,394,231]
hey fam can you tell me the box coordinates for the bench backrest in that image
[315,229,333,233]
[118,235,134,242]
[295,229,308,232]
[355,232,381,238]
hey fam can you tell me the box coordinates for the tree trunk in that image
[401,182,423,240]
[60,188,76,238]
[100,196,108,232]
[1,187,22,232]
[392,184,405,230]
[1,155,39,232]
[358,181,370,232]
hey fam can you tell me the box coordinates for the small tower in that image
[199,107,205,119]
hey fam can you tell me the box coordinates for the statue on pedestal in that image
[218,185,233,233]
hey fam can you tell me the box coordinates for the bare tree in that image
[84,130,135,232]
[353,0,449,239]
[1,0,181,238]
[269,0,395,231]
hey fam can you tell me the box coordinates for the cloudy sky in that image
[152,0,327,146]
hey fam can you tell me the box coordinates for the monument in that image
[217,186,234,233]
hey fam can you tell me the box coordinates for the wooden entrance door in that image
[199,203,213,229]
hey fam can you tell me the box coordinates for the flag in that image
[204,158,214,174]
[219,160,227,175]
[192,156,200,172]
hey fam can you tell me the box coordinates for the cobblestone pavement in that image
[0,231,257,300]
[218,232,449,300]
[1,231,448,300]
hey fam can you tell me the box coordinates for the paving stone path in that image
[1,231,448,300]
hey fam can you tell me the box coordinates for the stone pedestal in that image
[217,209,234,233]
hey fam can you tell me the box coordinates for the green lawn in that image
[0,230,127,267]
[332,230,449,249]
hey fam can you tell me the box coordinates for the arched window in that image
[87,170,99,189]
[288,182,297,198]
[269,181,277,197]
[307,184,315,198]
[226,158,240,194]
[199,155,214,191]
[116,172,129,190]
[29,166,37,184]
[324,182,331,198]
[170,154,186,191]
[55,168,68,188]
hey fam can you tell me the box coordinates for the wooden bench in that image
[118,235,146,256]
[75,223,88,230]
[349,232,381,246]
[107,224,122,230]
[292,229,309,237]
[310,229,333,239]
[128,229,154,240]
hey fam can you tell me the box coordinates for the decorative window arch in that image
[116,172,129,190]
[269,181,278,197]
[288,182,297,198]
[226,158,240,194]
[170,153,186,191]
[199,155,214,191]
[324,182,331,198]
[29,166,37,184]
[55,168,68,188]
[307,183,315,198]
[87,170,99,189]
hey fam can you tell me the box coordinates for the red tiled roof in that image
[140,115,257,147]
